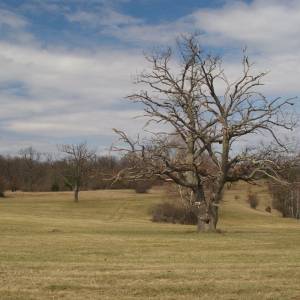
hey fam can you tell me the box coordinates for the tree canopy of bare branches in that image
[59,142,96,202]
[114,35,297,232]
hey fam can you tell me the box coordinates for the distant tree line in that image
[0,145,157,198]
[0,144,299,221]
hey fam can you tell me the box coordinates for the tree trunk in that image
[193,187,219,232]
[74,186,79,202]
[197,203,218,232]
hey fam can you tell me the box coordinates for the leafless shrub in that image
[247,192,259,209]
[151,200,197,225]
[133,180,152,193]
[265,206,272,213]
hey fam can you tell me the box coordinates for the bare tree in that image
[19,147,43,192]
[0,155,21,192]
[114,36,297,232]
[59,142,96,202]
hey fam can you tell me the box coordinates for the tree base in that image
[196,204,219,232]
[197,220,217,232]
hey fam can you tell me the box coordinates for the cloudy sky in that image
[0,0,299,154]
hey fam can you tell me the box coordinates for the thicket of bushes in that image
[268,165,300,219]
[151,183,198,224]
[269,183,300,219]
[151,200,198,225]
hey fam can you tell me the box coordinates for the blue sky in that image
[0,0,299,154]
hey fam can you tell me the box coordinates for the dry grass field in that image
[0,182,299,300]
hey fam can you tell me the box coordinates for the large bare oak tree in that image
[114,36,297,232]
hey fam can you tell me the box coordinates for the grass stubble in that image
[0,182,299,299]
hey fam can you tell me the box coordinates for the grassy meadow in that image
[0,182,299,300]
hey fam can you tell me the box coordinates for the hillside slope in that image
[0,185,299,300]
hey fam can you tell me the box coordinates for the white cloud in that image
[0,40,149,153]
[103,0,300,97]
[0,42,144,101]
[102,20,191,45]
[0,1,299,153]
[66,7,142,28]
[189,0,300,96]
[5,110,143,137]
[104,0,300,55]
[193,0,300,53]
[0,9,28,29]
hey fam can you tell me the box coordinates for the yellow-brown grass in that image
[0,182,299,299]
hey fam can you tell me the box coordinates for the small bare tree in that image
[59,143,95,202]
[114,36,297,232]
[19,147,42,191]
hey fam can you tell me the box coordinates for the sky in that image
[0,0,299,154]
